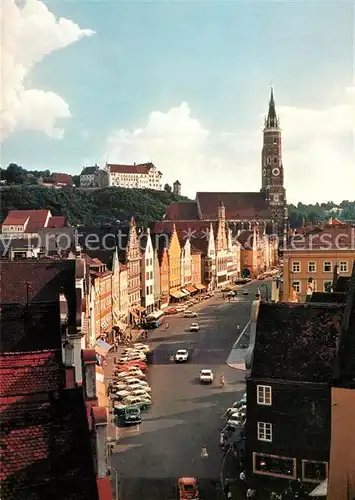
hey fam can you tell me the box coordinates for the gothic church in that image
[162,89,288,237]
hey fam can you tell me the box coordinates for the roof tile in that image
[196,192,272,219]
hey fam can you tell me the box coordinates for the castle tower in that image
[261,88,287,235]
[173,180,181,196]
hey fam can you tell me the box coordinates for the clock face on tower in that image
[272,167,280,176]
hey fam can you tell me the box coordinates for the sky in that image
[1,0,354,204]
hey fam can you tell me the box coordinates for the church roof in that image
[164,201,200,220]
[196,192,271,219]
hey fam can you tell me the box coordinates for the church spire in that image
[265,87,279,129]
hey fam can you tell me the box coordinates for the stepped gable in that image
[251,302,344,383]
[153,220,216,255]
[164,201,200,220]
[196,192,271,219]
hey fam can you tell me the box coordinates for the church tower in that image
[261,88,287,235]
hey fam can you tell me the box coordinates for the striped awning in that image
[181,288,190,295]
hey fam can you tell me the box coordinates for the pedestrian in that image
[239,470,246,482]
[200,446,208,458]
[165,322,169,330]
[227,491,232,499]
[237,324,240,334]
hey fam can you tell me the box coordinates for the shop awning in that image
[136,305,146,313]
[130,309,139,319]
[170,291,181,299]
[185,285,198,293]
[309,479,327,496]
[181,288,190,295]
[195,284,206,290]
[95,339,112,358]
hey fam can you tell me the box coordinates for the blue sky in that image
[2,0,354,202]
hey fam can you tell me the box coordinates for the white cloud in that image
[0,0,94,141]
[105,89,355,203]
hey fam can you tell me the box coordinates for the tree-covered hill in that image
[0,186,189,227]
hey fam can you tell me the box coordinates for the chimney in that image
[81,349,97,399]
[92,407,108,478]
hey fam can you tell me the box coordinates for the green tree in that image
[164,183,172,193]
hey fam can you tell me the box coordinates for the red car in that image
[177,477,199,499]
[166,308,178,315]
[118,360,147,372]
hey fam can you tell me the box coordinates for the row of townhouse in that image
[1,209,279,349]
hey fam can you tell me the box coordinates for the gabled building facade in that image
[141,229,155,314]
[106,162,163,190]
[158,242,170,309]
[168,225,182,297]
[123,218,143,323]
[180,237,192,288]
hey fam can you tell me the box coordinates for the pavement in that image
[109,285,261,500]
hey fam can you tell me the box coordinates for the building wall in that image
[108,168,162,190]
[141,234,155,314]
[111,264,120,325]
[246,378,330,483]
[159,248,170,308]
[191,252,202,285]
[181,239,192,285]
[168,229,181,289]
[283,250,355,302]
[153,249,161,305]
[327,387,355,500]
[126,223,141,310]
[118,268,129,322]
[80,173,95,187]
[99,273,112,335]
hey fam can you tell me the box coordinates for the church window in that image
[266,156,271,165]
[273,194,280,202]
[273,156,278,164]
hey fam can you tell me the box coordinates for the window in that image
[308,261,316,273]
[257,422,272,442]
[339,261,348,273]
[253,453,296,479]
[146,271,149,280]
[146,286,149,295]
[257,385,272,405]
[302,460,328,483]
[292,281,301,293]
[323,261,332,272]
[324,280,332,293]
[291,261,300,273]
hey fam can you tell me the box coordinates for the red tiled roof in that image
[164,201,200,220]
[47,216,66,228]
[0,259,76,305]
[107,163,154,174]
[51,173,72,185]
[0,350,64,398]
[2,210,51,231]
[196,192,272,219]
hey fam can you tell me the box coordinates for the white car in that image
[190,322,200,332]
[117,384,145,398]
[227,412,246,429]
[114,377,146,391]
[114,370,146,380]
[184,311,198,318]
[223,405,246,419]
[132,343,150,353]
[199,369,214,384]
[130,389,152,399]
[175,349,189,362]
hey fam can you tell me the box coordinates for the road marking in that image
[234,320,251,347]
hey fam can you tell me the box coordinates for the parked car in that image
[175,349,189,362]
[177,477,199,500]
[116,384,147,399]
[114,377,149,392]
[227,412,246,429]
[199,369,213,384]
[190,323,200,332]
[114,395,151,412]
[130,388,152,400]
[115,368,146,380]
[123,407,141,425]
[233,392,247,408]
[118,360,147,372]
[184,311,198,318]
[132,343,150,353]
[166,308,178,315]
